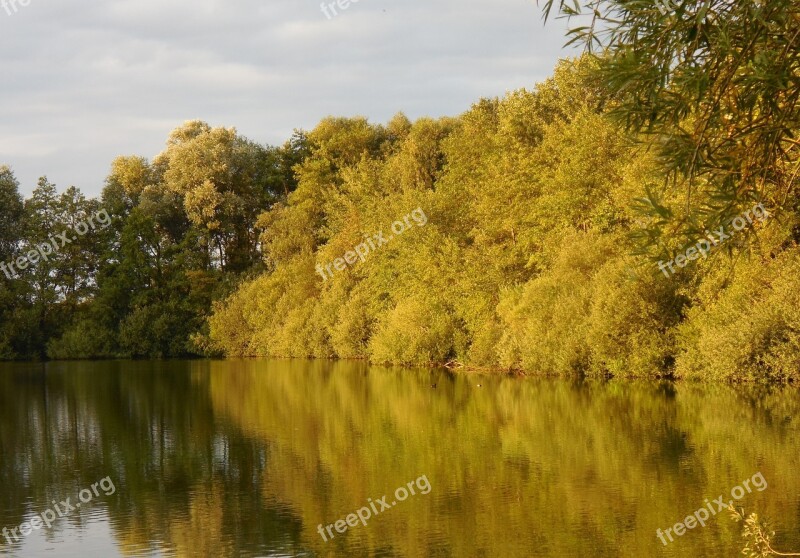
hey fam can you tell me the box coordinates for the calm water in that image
[0,360,798,557]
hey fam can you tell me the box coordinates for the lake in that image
[0,359,798,557]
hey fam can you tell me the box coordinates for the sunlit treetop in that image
[541,0,800,243]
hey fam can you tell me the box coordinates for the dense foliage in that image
[203,54,797,382]
[0,123,303,360]
[540,0,800,259]
[1,35,797,382]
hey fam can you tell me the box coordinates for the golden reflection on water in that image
[0,359,798,557]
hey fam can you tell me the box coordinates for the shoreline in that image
[2,356,797,386]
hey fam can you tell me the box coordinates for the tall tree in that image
[0,167,28,358]
[541,0,800,247]
[156,121,286,272]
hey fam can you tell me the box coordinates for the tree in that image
[156,121,287,272]
[0,166,24,262]
[540,0,800,249]
[0,167,29,359]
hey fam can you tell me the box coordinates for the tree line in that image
[0,122,306,359]
[1,0,798,381]
[206,53,799,382]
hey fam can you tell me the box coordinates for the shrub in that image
[676,248,800,382]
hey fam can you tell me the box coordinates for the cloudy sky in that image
[0,0,577,197]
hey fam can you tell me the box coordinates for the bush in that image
[585,257,684,377]
[369,296,457,366]
[47,319,116,360]
[676,248,800,382]
[496,232,616,374]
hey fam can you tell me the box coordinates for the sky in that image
[0,0,577,198]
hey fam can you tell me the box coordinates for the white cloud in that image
[0,0,577,196]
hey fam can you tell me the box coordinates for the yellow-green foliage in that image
[369,295,457,366]
[585,256,682,377]
[495,232,684,377]
[676,247,800,383]
[208,56,800,381]
[496,233,615,374]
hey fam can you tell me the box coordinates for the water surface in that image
[0,359,798,557]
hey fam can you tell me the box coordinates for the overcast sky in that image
[0,0,577,197]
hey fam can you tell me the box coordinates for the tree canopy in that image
[540,0,800,254]
[1,36,798,381]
